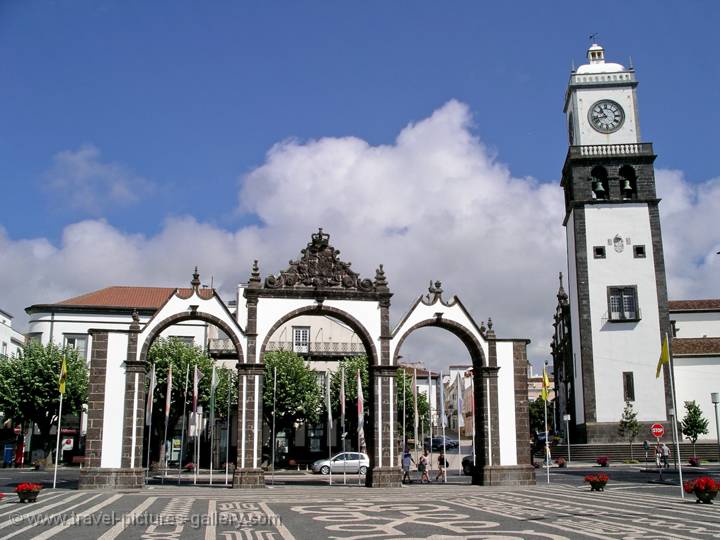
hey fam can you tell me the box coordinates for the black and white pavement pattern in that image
[0,468,717,540]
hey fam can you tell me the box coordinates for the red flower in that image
[684,476,718,494]
[584,474,609,484]
[15,483,43,493]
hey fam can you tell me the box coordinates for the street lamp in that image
[712,393,720,463]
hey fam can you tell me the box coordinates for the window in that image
[593,246,606,259]
[607,286,639,321]
[633,245,646,258]
[293,326,310,353]
[65,334,88,360]
[1,342,7,357]
[170,336,195,346]
[623,372,635,401]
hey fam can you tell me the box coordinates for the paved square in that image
[0,469,718,539]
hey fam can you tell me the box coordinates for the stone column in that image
[233,362,265,488]
[368,365,402,487]
[79,329,145,489]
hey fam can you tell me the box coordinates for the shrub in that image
[689,456,700,467]
[15,483,43,493]
[684,476,718,495]
[596,456,609,467]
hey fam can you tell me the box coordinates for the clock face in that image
[588,100,625,133]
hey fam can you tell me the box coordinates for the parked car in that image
[311,452,369,475]
[423,436,459,451]
[461,455,475,475]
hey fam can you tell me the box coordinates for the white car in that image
[312,452,369,475]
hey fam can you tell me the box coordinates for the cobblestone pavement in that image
[0,470,717,539]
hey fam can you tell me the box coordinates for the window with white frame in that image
[65,334,89,360]
[1,342,7,357]
[293,326,310,353]
[607,286,639,321]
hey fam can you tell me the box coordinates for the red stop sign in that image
[651,424,665,438]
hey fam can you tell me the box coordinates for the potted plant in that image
[555,457,567,468]
[15,483,43,503]
[688,456,701,467]
[584,473,609,492]
[684,476,718,504]
[596,456,609,467]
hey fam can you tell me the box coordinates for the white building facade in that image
[0,308,25,358]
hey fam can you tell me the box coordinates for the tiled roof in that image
[669,299,720,312]
[53,286,214,309]
[672,337,720,356]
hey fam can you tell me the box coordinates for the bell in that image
[593,180,605,195]
[622,179,633,193]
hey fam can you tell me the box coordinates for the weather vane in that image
[589,32,598,43]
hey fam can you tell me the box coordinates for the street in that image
[0,464,718,539]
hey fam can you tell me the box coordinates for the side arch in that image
[138,311,244,363]
[392,318,486,368]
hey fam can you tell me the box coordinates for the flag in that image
[541,367,550,401]
[326,372,333,424]
[209,365,217,428]
[357,369,365,451]
[439,371,447,428]
[164,365,173,418]
[656,333,670,378]
[145,364,156,426]
[456,373,465,428]
[339,367,346,421]
[193,365,202,414]
[412,368,419,438]
[58,357,68,395]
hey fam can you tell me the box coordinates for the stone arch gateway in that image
[78,229,534,489]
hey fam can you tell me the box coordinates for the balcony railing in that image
[207,338,235,354]
[568,143,653,159]
[266,341,365,356]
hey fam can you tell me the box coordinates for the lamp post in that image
[712,393,720,463]
[563,414,571,463]
[668,407,678,471]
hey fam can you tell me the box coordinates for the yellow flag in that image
[541,367,550,401]
[656,333,670,379]
[59,357,68,395]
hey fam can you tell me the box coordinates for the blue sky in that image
[2,1,717,241]
[1,2,719,367]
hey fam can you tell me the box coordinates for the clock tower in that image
[560,43,672,443]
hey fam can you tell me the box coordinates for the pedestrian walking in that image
[655,443,662,467]
[418,450,430,483]
[435,450,447,482]
[401,449,415,484]
[661,443,670,468]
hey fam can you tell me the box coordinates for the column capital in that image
[371,365,397,377]
[236,362,264,375]
[480,366,500,379]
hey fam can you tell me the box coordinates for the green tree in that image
[323,356,370,453]
[618,401,640,459]
[681,400,709,457]
[146,338,236,464]
[395,368,430,448]
[0,342,87,452]
[529,397,552,434]
[262,351,323,435]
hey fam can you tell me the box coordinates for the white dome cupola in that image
[576,42,626,74]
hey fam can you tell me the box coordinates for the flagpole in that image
[326,373,332,486]
[457,374,462,476]
[271,366,277,486]
[177,363,189,485]
[162,366,172,485]
[440,371,446,484]
[145,366,155,484]
[428,372,433,477]
[341,367,346,486]
[665,332,685,499]
[225,376,232,486]
[52,392,64,489]
[471,375,476,468]
[402,369,406,453]
[544,391,550,484]
[210,366,216,486]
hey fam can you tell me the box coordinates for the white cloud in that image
[44,144,154,214]
[3,101,719,371]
